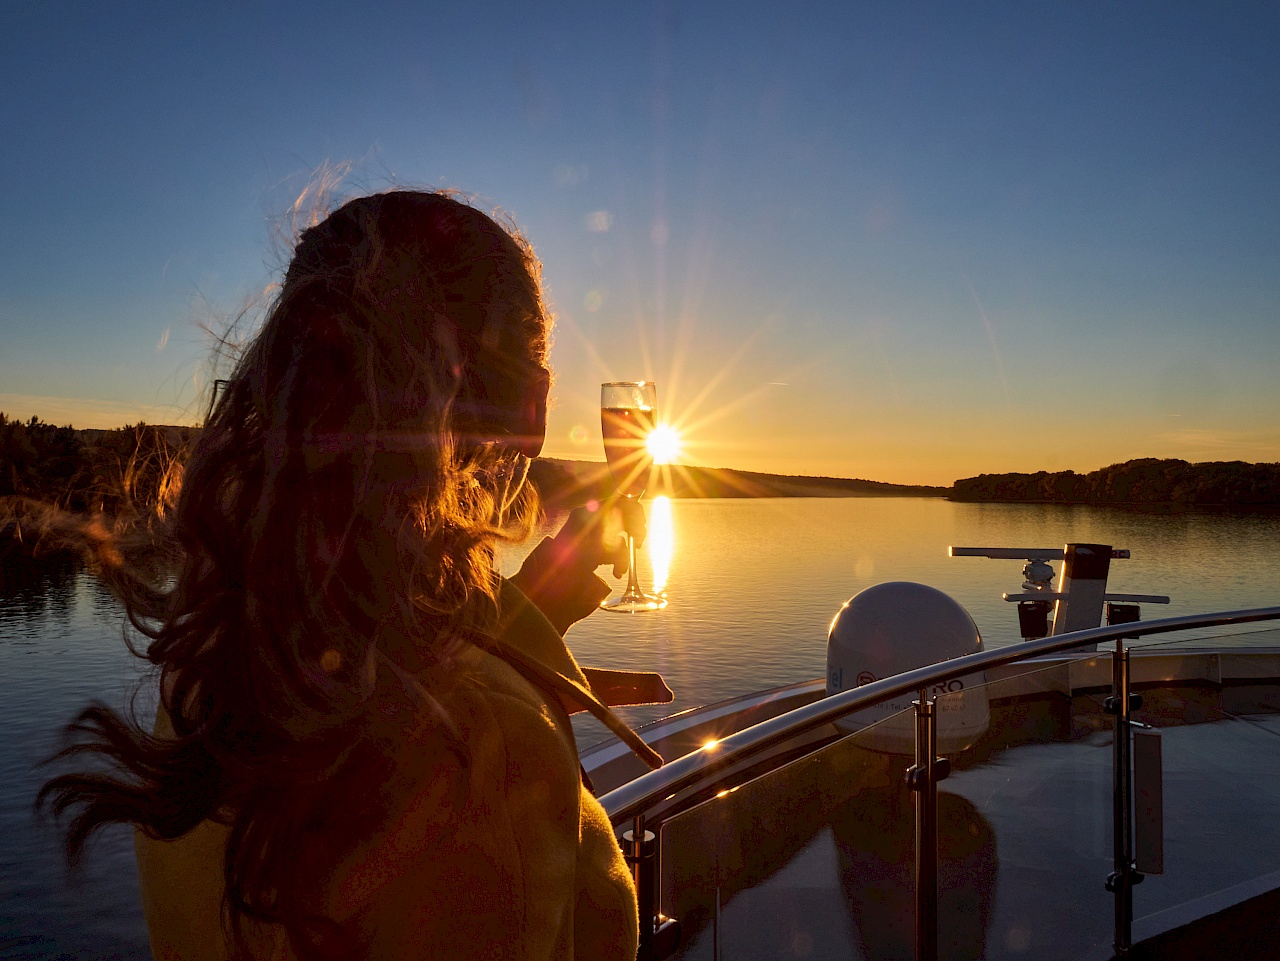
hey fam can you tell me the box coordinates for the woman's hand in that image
[509,499,646,634]
[554,498,645,578]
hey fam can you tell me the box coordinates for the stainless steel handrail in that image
[601,605,1280,825]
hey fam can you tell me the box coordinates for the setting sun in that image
[646,424,682,465]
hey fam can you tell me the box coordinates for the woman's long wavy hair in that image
[37,189,551,957]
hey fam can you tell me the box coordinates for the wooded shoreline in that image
[529,458,946,506]
[0,414,944,516]
[950,458,1280,508]
[2,414,1276,522]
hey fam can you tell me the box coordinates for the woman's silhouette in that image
[38,189,665,960]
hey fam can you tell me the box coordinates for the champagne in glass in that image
[601,408,656,495]
[600,382,667,612]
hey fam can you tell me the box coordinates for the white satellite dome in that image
[826,581,990,755]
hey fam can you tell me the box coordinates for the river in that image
[4,497,1279,957]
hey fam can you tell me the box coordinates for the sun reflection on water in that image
[648,494,674,596]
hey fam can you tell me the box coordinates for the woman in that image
[38,189,666,959]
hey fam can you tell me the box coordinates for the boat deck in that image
[626,655,1280,960]
[1129,885,1280,960]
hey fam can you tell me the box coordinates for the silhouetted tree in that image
[1,414,190,554]
[0,414,89,505]
[951,459,1280,506]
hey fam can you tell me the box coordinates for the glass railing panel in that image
[1129,622,1280,652]
[640,617,1280,960]
[1123,614,1280,941]
[655,652,1126,961]
[933,656,1115,961]
[1129,677,1280,940]
[657,703,918,960]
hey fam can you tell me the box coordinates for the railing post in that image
[910,692,940,961]
[624,813,682,961]
[624,815,657,960]
[1105,640,1143,956]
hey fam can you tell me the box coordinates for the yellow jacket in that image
[136,581,651,960]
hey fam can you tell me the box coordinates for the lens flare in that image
[646,424,681,465]
[648,495,674,596]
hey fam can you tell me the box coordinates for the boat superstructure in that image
[587,545,1280,961]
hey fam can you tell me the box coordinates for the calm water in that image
[4,498,1279,957]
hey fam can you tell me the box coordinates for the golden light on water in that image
[648,494,674,596]
[646,424,681,465]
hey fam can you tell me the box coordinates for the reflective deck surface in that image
[658,665,1280,960]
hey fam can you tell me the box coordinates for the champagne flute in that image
[600,381,667,612]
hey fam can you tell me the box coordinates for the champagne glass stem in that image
[624,520,640,599]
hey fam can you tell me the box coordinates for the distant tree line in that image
[951,458,1280,506]
[8,413,1274,528]
[527,458,946,507]
[0,413,189,515]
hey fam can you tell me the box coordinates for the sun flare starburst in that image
[646,424,681,465]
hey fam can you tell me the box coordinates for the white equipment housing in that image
[826,581,991,755]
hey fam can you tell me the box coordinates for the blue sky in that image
[2,1,1277,484]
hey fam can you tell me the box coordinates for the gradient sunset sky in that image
[2,2,1277,486]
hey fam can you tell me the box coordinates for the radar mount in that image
[949,544,1170,644]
